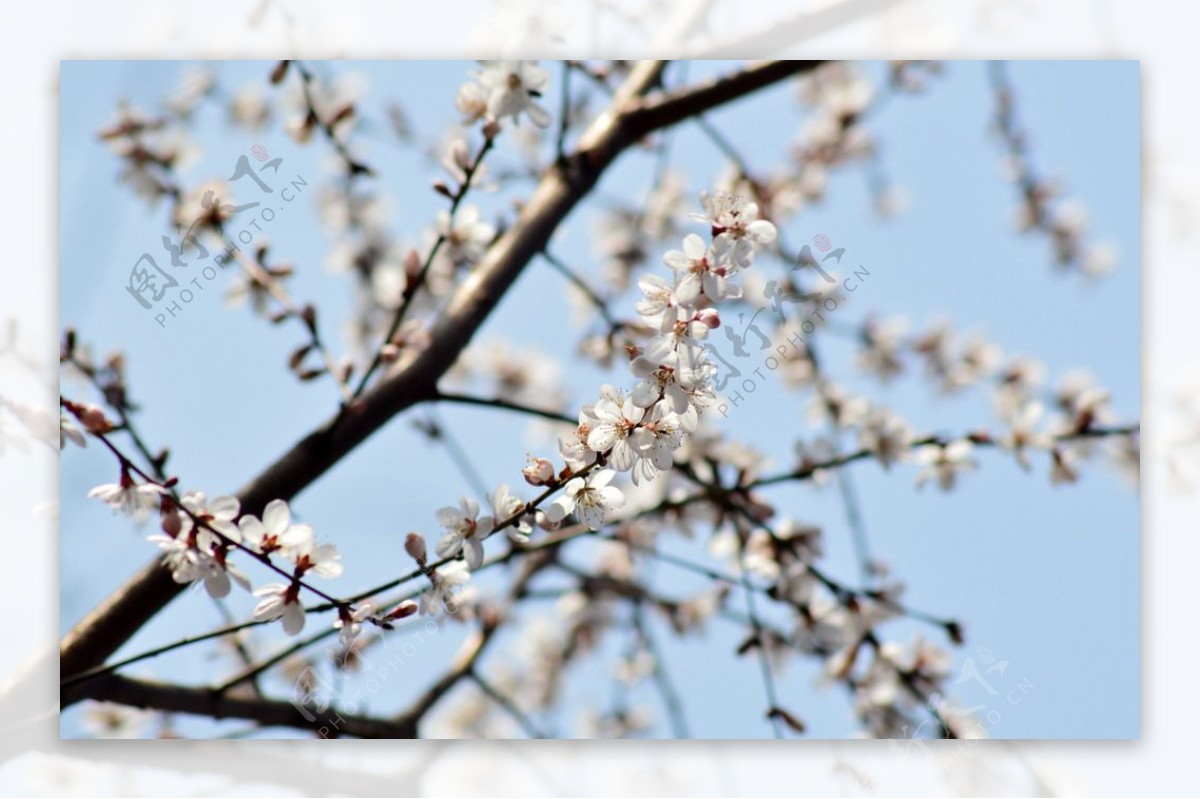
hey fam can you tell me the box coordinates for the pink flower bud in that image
[161,509,182,538]
[523,456,555,486]
[404,532,427,563]
[386,600,419,620]
[696,308,721,329]
[379,343,401,363]
[79,404,112,434]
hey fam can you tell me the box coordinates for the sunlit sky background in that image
[60,59,1139,739]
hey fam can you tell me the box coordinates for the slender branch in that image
[350,132,497,401]
[735,520,785,739]
[555,60,571,158]
[631,602,690,738]
[290,60,374,178]
[541,250,624,333]
[432,390,576,426]
[421,409,490,498]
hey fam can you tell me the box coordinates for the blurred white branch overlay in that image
[0,0,1193,794]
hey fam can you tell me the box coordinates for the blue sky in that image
[59,60,1140,739]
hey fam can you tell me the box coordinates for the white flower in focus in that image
[692,190,777,267]
[88,475,167,519]
[147,535,249,599]
[254,583,306,635]
[629,403,683,485]
[634,273,677,329]
[435,497,494,570]
[586,386,645,470]
[178,491,242,551]
[288,528,344,579]
[195,551,250,599]
[474,60,551,127]
[913,439,977,491]
[629,348,708,432]
[642,308,710,366]
[491,484,532,544]
[560,405,601,472]
[545,469,625,530]
[663,234,734,307]
[238,499,313,557]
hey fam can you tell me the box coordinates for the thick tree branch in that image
[60,59,826,691]
[82,673,416,739]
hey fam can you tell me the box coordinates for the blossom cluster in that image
[74,395,352,638]
[425,191,778,598]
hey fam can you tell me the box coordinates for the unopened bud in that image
[522,456,555,486]
[386,599,419,620]
[404,532,427,563]
[696,308,721,329]
[161,509,182,538]
[380,343,401,363]
[79,404,112,434]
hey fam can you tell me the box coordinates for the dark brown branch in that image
[82,673,416,739]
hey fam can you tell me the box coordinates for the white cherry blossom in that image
[473,60,550,127]
[238,499,313,557]
[288,528,344,579]
[177,491,242,551]
[491,483,532,543]
[147,534,249,599]
[642,308,711,366]
[334,603,377,648]
[664,234,735,307]
[634,273,677,329]
[435,497,494,569]
[629,403,683,485]
[88,475,166,519]
[586,386,645,470]
[559,405,601,472]
[545,469,625,530]
[253,583,306,635]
